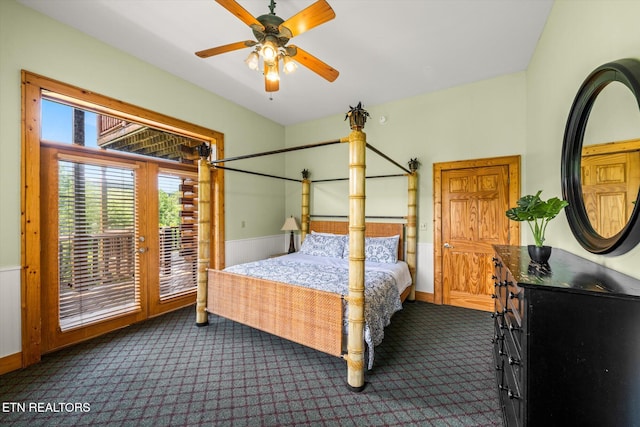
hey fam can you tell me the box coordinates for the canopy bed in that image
[194,104,419,391]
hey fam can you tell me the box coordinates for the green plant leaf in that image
[505,190,569,247]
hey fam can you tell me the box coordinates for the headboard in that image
[308,220,405,261]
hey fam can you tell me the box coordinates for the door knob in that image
[444,242,454,249]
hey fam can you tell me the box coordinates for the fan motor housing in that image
[255,14,290,46]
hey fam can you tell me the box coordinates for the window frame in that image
[21,70,225,366]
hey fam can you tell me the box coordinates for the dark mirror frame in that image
[562,58,640,255]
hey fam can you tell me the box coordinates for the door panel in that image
[147,168,199,316]
[40,147,196,352]
[41,148,148,351]
[581,151,640,238]
[437,158,518,312]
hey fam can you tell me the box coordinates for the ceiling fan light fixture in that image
[265,62,280,82]
[261,37,278,62]
[245,50,260,70]
[197,0,339,93]
[282,55,298,74]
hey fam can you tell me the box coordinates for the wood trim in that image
[32,75,220,142]
[433,155,520,305]
[582,137,640,156]
[414,291,435,304]
[0,352,23,375]
[20,70,225,367]
[21,72,42,367]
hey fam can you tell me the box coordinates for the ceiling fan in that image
[196,0,339,92]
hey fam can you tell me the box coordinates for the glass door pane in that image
[57,159,140,330]
[157,171,198,300]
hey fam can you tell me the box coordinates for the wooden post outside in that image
[301,170,310,242]
[346,128,366,391]
[407,171,418,300]
[196,154,211,326]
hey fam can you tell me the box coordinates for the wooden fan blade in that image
[264,62,279,92]
[280,0,335,38]
[215,0,263,29]
[289,45,339,82]
[195,40,254,58]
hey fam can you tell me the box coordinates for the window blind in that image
[58,160,140,331]
[158,172,198,300]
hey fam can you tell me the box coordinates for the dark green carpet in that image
[0,302,501,426]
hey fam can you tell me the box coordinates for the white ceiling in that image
[18,0,554,126]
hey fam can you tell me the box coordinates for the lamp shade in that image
[281,216,300,231]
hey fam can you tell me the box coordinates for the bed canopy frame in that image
[194,104,419,391]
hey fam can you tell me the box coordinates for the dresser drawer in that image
[505,275,524,324]
[504,310,522,355]
[503,328,522,390]
[501,356,524,427]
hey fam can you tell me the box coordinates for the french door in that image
[40,146,198,352]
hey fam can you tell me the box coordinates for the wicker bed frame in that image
[207,220,407,358]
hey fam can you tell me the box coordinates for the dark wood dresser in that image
[491,245,640,427]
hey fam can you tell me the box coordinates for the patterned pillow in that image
[299,233,346,258]
[342,235,400,264]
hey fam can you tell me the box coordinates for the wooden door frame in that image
[433,155,520,305]
[21,70,225,367]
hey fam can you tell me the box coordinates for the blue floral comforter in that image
[224,252,411,368]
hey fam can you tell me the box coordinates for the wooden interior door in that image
[434,156,520,311]
[581,143,640,238]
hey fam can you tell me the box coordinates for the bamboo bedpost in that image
[196,144,211,326]
[407,158,420,301]
[345,103,368,391]
[301,169,310,242]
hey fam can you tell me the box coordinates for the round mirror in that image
[562,58,640,255]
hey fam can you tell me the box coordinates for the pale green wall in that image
[0,0,285,268]
[285,0,640,280]
[3,0,640,275]
[526,0,640,278]
[284,72,527,241]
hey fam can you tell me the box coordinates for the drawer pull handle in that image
[508,356,521,366]
[509,291,519,299]
[491,334,504,344]
[508,389,521,400]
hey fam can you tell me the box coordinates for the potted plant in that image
[506,190,568,264]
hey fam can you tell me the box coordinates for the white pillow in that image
[342,235,400,264]
[299,233,346,258]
